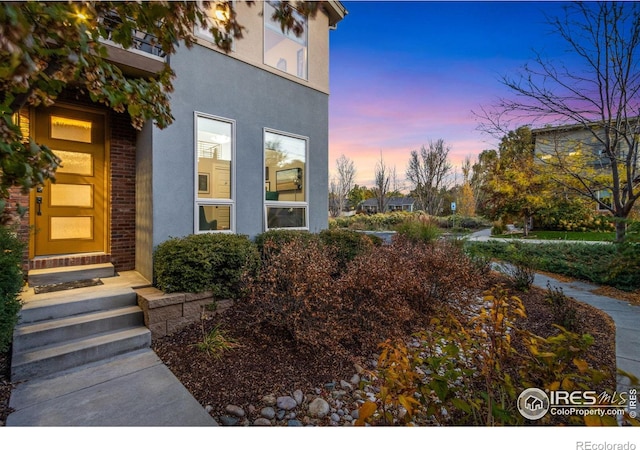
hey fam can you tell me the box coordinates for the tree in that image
[373,151,391,213]
[458,156,476,217]
[347,184,373,210]
[483,127,549,236]
[0,1,320,223]
[406,139,452,215]
[334,154,356,216]
[480,1,640,242]
[471,149,498,216]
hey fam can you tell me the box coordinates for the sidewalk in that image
[467,227,611,245]
[6,348,217,426]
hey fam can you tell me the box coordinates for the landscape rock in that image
[330,413,340,422]
[219,415,239,426]
[277,396,298,410]
[253,418,272,426]
[225,404,245,418]
[340,380,353,391]
[308,397,330,418]
[293,389,304,405]
[350,374,361,385]
[260,407,276,420]
[288,419,303,426]
[331,389,347,399]
[261,394,276,406]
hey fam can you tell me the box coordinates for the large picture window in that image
[195,114,234,232]
[264,1,308,79]
[264,129,308,229]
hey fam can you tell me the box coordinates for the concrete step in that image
[18,288,137,325]
[28,263,115,287]
[12,306,144,353]
[11,326,151,382]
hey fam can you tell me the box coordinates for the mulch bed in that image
[152,276,618,420]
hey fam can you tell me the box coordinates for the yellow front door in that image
[33,106,107,256]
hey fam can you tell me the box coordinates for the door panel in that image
[34,107,107,256]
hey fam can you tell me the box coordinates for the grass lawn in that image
[495,230,616,241]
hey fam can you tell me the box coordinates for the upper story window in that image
[264,1,308,80]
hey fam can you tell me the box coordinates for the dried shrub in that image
[318,229,379,274]
[246,238,344,349]
[246,237,487,355]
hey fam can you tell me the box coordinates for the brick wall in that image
[109,111,137,271]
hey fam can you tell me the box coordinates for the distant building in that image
[531,119,640,212]
[359,197,416,214]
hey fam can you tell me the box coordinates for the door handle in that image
[36,196,42,216]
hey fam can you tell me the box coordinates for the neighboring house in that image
[532,120,640,212]
[10,2,346,283]
[359,197,416,214]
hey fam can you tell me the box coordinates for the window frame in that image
[263,127,309,231]
[194,112,236,234]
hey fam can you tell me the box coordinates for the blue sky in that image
[328,1,574,186]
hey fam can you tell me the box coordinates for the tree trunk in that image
[615,220,627,243]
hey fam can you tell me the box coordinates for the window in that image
[264,1,307,79]
[195,114,234,232]
[264,129,308,229]
[597,190,612,211]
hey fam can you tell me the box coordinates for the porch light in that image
[215,3,230,22]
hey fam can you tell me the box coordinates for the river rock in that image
[225,404,245,418]
[219,415,238,426]
[261,394,277,406]
[293,389,304,405]
[277,396,298,410]
[261,407,276,420]
[253,418,272,426]
[308,397,330,418]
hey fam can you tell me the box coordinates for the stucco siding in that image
[149,44,329,248]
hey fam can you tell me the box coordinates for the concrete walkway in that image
[7,347,217,426]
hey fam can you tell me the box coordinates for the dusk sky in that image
[328,1,574,187]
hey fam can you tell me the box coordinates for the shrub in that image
[507,261,536,292]
[318,229,378,274]
[0,226,25,352]
[394,215,440,244]
[544,282,577,331]
[246,238,345,349]
[246,237,486,354]
[253,229,317,259]
[491,221,506,235]
[154,233,259,296]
